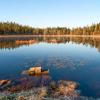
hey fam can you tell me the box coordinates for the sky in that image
[0,0,100,28]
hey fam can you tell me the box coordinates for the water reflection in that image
[0,36,100,51]
[0,36,100,97]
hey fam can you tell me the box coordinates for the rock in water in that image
[0,80,11,86]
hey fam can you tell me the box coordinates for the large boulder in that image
[0,80,11,90]
[22,67,49,76]
[0,80,11,86]
[29,67,42,74]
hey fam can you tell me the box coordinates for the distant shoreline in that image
[0,35,100,38]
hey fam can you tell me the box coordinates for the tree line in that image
[0,22,100,35]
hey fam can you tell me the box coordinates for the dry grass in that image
[0,87,47,100]
[0,81,99,100]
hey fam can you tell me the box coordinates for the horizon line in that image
[0,21,99,29]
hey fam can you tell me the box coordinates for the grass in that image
[0,81,99,100]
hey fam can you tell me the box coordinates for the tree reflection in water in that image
[0,36,100,51]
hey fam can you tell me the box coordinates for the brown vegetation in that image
[16,40,38,45]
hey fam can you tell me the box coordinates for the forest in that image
[0,22,100,35]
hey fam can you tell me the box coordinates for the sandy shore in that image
[0,35,100,38]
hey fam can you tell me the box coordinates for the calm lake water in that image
[0,36,100,97]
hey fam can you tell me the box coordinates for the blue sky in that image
[0,0,100,28]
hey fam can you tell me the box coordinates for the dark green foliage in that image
[0,22,34,35]
[0,22,100,35]
[0,22,70,35]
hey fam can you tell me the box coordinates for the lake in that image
[0,36,100,98]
